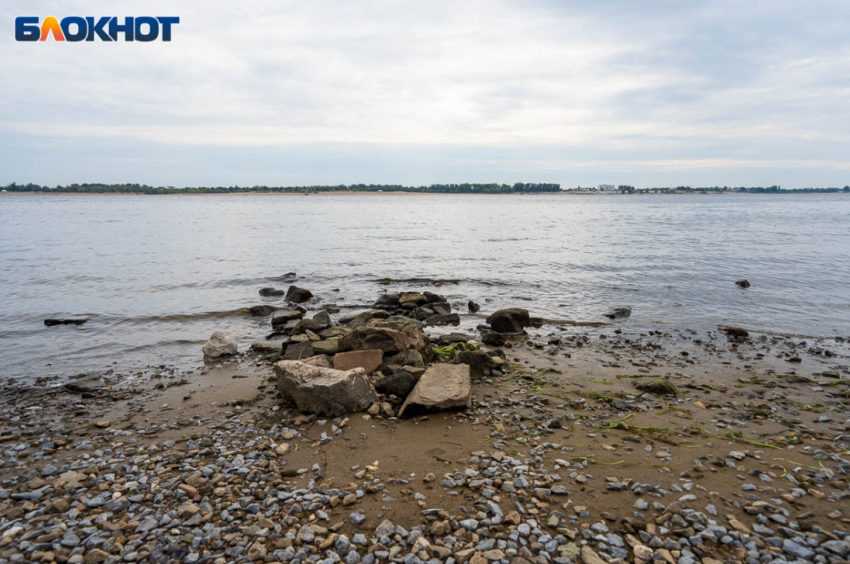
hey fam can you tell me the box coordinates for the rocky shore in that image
[2,286,849,564]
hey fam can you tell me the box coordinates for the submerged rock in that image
[203,331,238,358]
[274,360,378,416]
[399,364,471,416]
[604,306,632,320]
[259,287,284,297]
[735,279,751,288]
[467,300,481,313]
[486,308,530,333]
[44,318,88,326]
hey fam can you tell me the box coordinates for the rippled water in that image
[1,192,849,381]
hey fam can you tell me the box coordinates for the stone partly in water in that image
[274,360,378,416]
[270,309,304,327]
[735,279,751,288]
[481,330,506,346]
[259,287,284,297]
[44,318,88,326]
[249,305,275,317]
[486,308,530,333]
[399,363,471,416]
[333,349,383,375]
[467,300,480,313]
[202,331,238,358]
[720,325,749,338]
[424,313,460,326]
[285,285,313,303]
[604,306,632,320]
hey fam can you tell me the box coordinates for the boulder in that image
[250,341,281,354]
[604,306,632,320]
[249,305,275,317]
[274,361,378,416]
[284,341,314,360]
[375,368,420,398]
[285,285,313,303]
[430,301,452,315]
[271,309,304,327]
[424,313,460,326]
[435,332,477,346]
[312,310,331,329]
[333,349,383,375]
[467,300,481,313]
[291,319,319,335]
[203,331,238,359]
[735,279,751,288]
[481,330,506,346]
[367,319,433,359]
[424,291,447,303]
[372,293,400,310]
[399,292,428,308]
[454,350,502,378]
[312,339,341,356]
[259,287,284,297]
[340,326,411,355]
[381,349,424,371]
[342,309,389,328]
[399,364,471,416]
[303,355,332,368]
[486,308,531,333]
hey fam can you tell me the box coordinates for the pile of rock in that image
[256,289,497,418]
[372,291,460,327]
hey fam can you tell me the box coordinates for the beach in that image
[1,282,848,564]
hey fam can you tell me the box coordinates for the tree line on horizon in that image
[0,182,561,194]
[2,182,848,194]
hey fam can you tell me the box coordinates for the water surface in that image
[1,192,848,381]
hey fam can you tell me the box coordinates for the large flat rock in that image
[399,363,471,416]
[333,349,383,374]
[274,360,378,417]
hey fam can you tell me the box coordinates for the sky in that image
[2,0,849,188]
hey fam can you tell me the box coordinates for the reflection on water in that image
[1,192,848,381]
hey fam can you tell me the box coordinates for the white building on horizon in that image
[598,184,616,191]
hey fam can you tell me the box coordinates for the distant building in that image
[598,184,616,191]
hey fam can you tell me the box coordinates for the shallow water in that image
[1,192,848,381]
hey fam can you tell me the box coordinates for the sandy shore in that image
[1,295,848,564]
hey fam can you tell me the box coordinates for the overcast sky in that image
[2,0,849,188]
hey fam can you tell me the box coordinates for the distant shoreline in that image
[2,190,847,196]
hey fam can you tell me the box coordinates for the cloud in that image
[1,0,849,186]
